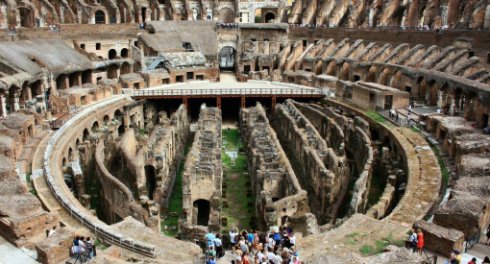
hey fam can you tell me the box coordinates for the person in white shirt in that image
[229,228,238,246]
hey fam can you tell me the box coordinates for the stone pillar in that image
[13,97,19,111]
[0,5,7,28]
[158,5,165,21]
[60,6,65,24]
[449,95,456,116]
[77,9,82,24]
[484,5,490,29]
[145,8,151,22]
[0,95,6,117]
[15,8,21,27]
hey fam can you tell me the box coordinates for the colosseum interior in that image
[0,0,489,263]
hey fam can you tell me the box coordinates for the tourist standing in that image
[86,237,93,259]
[214,234,224,259]
[230,228,238,247]
[417,229,424,254]
[408,228,418,252]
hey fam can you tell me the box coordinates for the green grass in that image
[359,232,405,256]
[162,140,192,237]
[431,145,450,186]
[221,128,255,232]
[365,110,387,123]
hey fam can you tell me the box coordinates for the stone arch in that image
[94,10,107,24]
[91,121,99,133]
[107,65,118,79]
[68,147,74,161]
[264,12,276,23]
[193,199,210,226]
[18,6,35,27]
[120,62,131,75]
[108,49,117,59]
[392,71,403,90]
[218,46,236,71]
[144,165,156,200]
[103,114,110,125]
[378,68,391,86]
[325,61,337,76]
[82,70,92,84]
[366,66,377,82]
[56,74,68,90]
[121,48,129,58]
[19,81,31,108]
[83,128,90,141]
[341,62,350,80]
[7,85,20,114]
[219,7,235,23]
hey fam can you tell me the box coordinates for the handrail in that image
[132,87,326,97]
[42,95,157,257]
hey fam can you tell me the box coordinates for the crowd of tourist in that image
[205,225,299,264]
[216,23,239,29]
[71,236,96,263]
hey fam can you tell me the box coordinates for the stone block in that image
[413,220,464,258]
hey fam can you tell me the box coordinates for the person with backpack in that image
[407,228,418,252]
[86,237,94,259]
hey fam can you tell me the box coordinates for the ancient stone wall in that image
[294,102,374,214]
[287,1,490,30]
[240,103,311,231]
[149,105,190,210]
[180,106,222,239]
[273,99,349,224]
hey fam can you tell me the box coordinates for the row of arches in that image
[108,48,129,60]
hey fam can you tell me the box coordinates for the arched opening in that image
[91,121,99,133]
[27,124,33,137]
[95,10,106,24]
[264,12,276,23]
[341,63,350,80]
[76,138,80,147]
[83,128,90,141]
[120,62,131,75]
[103,115,110,125]
[19,82,30,108]
[56,74,68,90]
[121,48,129,58]
[108,49,117,59]
[325,61,337,76]
[69,72,81,87]
[193,199,210,226]
[219,8,234,23]
[107,65,118,79]
[118,125,125,137]
[218,46,236,71]
[6,85,19,114]
[144,165,156,200]
[18,7,35,27]
[68,147,73,161]
[82,70,92,84]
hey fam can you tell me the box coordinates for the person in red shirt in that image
[468,257,477,264]
[417,229,424,254]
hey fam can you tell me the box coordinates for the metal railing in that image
[42,95,157,257]
[132,87,326,97]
